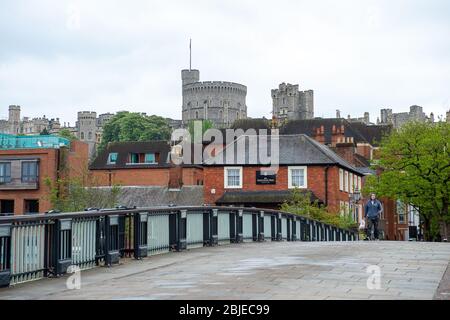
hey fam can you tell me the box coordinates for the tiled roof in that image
[280,118,392,147]
[204,134,362,174]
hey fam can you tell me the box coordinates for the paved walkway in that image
[1,241,449,300]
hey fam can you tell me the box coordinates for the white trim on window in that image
[344,171,349,192]
[339,169,344,191]
[224,166,243,189]
[288,166,307,189]
[349,172,354,193]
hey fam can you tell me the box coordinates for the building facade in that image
[0,133,88,215]
[272,83,314,122]
[203,134,364,215]
[181,69,247,128]
[379,105,432,128]
[89,140,204,188]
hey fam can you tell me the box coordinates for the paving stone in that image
[0,241,449,300]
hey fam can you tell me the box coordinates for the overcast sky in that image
[1,0,449,125]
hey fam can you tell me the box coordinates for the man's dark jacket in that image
[364,200,383,219]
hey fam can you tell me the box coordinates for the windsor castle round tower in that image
[181,69,247,128]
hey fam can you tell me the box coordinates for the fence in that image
[0,206,358,287]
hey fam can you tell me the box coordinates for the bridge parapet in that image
[0,206,358,287]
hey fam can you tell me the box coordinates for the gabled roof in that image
[204,134,362,174]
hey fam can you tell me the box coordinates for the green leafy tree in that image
[281,188,357,230]
[98,112,172,151]
[364,121,450,241]
[187,119,214,143]
[44,168,121,212]
[56,128,78,141]
[40,128,50,135]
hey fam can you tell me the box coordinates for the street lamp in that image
[349,188,362,222]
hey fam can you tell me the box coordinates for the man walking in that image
[364,193,383,240]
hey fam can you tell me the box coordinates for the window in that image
[224,167,242,188]
[129,153,139,164]
[397,200,406,224]
[349,173,353,192]
[339,169,344,191]
[195,111,199,119]
[107,153,118,164]
[22,162,38,182]
[0,162,11,183]
[80,132,84,140]
[358,176,362,191]
[88,132,92,140]
[145,153,156,164]
[354,174,358,191]
[288,166,307,188]
[0,200,14,214]
[24,199,39,214]
[344,171,349,192]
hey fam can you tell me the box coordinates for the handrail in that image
[0,206,358,288]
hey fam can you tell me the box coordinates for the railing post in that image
[258,211,264,241]
[209,209,218,246]
[292,217,297,241]
[177,210,187,251]
[236,210,243,243]
[54,218,72,275]
[276,213,282,241]
[0,224,11,287]
[105,215,120,266]
[133,212,148,260]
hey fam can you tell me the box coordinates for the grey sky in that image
[1,0,449,125]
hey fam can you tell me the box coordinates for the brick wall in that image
[91,167,204,187]
[203,165,358,213]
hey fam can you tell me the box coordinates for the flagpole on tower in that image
[189,38,192,71]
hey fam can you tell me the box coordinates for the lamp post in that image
[349,188,362,222]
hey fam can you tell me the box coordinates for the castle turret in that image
[8,105,21,134]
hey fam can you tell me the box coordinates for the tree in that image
[281,188,357,230]
[364,121,450,241]
[40,128,50,135]
[57,128,78,141]
[98,112,172,151]
[187,119,214,143]
[44,166,121,212]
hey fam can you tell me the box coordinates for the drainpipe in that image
[324,166,330,207]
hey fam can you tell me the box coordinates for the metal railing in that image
[0,206,358,288]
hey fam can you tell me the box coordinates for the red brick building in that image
[0,134,88,215]
[203,134,365,222]
[280,118,413,240]
[89,141,203,188]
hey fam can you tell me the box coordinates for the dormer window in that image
[107,153,118,164]
[127,152,158,165]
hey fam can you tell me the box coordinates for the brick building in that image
[0,133,88,215]
[203,134,365,222]
[280,118,413,240]
[89,141,204,188]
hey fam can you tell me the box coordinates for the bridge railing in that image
[0,206,358,287]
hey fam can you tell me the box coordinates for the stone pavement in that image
[1,241,449,300]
